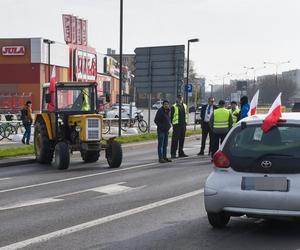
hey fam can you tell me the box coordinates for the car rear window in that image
[223,124,300,173]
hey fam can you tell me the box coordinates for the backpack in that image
[20,108,29,125]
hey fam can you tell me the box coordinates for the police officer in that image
[230,101,240,126]
[210,100,233,157]
[170,94,188,158]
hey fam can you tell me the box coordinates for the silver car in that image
[204,113,300,228]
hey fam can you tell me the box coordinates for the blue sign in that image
[185,84,193,92]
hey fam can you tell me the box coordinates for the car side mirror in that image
[45,93,51,104]
[105,93,110,103]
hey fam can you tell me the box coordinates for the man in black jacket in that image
[198,97,216,155]
[154,100,172,163]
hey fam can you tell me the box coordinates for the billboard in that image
[62,14,88,46]
[74,50,97,81]
[134,45,185,104]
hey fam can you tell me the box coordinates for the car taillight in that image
[213,150,230,168]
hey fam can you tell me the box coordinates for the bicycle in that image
[0,122,17,141]
[121,112,148,133]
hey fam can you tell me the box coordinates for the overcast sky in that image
[1,0,300,84]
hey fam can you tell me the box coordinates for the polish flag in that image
[248,90,259,116]
[47,66,56,112]
[261,93,282,133]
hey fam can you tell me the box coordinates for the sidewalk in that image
[0,135,200,168]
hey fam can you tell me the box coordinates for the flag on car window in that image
[261,93,282,133]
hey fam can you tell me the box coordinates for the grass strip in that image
[0,145,34,158]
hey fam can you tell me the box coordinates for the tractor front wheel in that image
[105,141,122,168]
[54,142,70,170]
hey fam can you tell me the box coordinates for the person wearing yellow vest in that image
[82,88,91,111]
[230,101,240,125]
[170,94,189,158]
[210,100,233,158]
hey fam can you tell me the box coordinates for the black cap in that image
[177,94,183,98]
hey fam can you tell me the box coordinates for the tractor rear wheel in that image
[34,121,53,164]
[54,142,70,170]
[81,151,99,163]
[106,141,122,168]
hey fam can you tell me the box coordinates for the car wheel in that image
[207,212,230,228]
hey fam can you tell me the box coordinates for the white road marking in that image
[0,189,204,250]
[0,178,11,181]
[0,183,142,211]
[0,198,62,211]
[0,156,205,194]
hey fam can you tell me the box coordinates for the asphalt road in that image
[0,140,300,250]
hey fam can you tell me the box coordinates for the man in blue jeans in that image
[21,100,33,145]
[154,100,172,163]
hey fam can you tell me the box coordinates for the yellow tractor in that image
[34,82,122,170]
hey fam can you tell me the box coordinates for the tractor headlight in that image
[75,126,81,132]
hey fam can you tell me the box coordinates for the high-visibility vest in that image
[82,89,90,111]
[213,108,230,129]
[172,103,188,125]
[231,108,240,125]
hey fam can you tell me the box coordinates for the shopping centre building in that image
[0,37,131,112]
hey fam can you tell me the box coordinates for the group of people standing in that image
[154,94,250,163]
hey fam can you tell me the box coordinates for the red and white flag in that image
[47,66,56,112]
[248,90,259,116]
[261,93,282,133]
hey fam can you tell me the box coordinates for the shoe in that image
[26,142,30,145]
[164,158,172,162]
[197,151,204,156]
[21,138,25,144]
[159,159,167,163]
[171,155,177,159]
[179,153,188,158]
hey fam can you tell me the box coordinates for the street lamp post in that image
[222,72,231,100]
[118,0,123,137]
[186,38,199,106]
[209,84,214,97]
[244,66,266,85]
[263,61,290,90]
[43,39,55,82]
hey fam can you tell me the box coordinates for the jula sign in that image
[2,46,25,56]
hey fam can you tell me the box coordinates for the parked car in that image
[194,106,202,124]
[152,100,163,109]
[204,113,300,228]
[106,103,144,119]
[291,102,300,112]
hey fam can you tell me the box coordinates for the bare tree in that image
[257,75,297,105]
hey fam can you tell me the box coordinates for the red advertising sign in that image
[74,50,97,81]
[2,46,25,56]
[82,20,88,46]
[62,14,72,43]
[76,18,82,45]
[71,15,77,44]
[63,14,88,46]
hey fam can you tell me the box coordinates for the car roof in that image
[237,112,300,125]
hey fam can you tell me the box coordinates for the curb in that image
[0,158,36,168]
[0,134,200,168]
